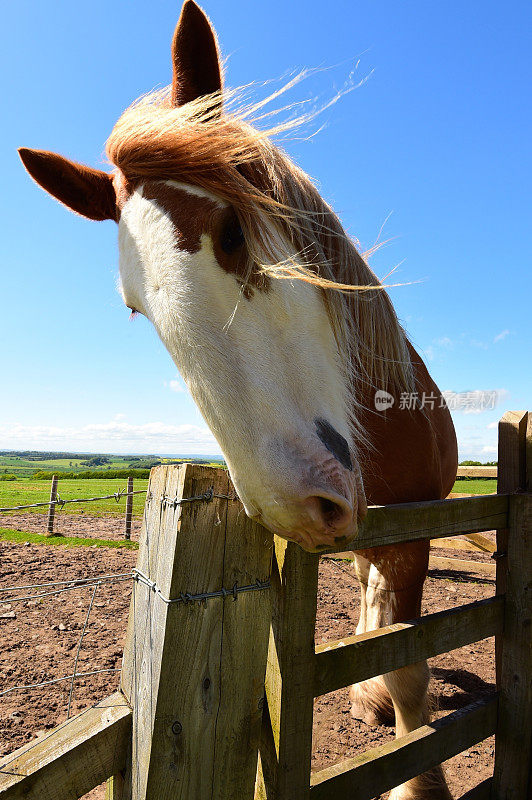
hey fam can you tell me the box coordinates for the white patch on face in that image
[118,182,357,546]
[165,179,227,205]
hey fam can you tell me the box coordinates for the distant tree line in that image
[458,461,498,466]
[0,450,159,462]
[31,469,152,480]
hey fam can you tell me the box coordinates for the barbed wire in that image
[0,485,238,515]
[0,488,146,514]
[159,487,238,507]
[133,567,270,604]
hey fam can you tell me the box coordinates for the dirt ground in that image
[0,512,142,540]
[0,514,496,799]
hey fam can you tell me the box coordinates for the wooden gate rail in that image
[0,692,131,800]
[319,493,508,554]
[432,532,496,554]
[428,555,496,576]
[314,595,504,696]
[456,466,497,478]
[310,696,498,800]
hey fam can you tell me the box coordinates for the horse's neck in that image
[357,341,458,505]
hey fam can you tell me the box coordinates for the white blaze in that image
[118,182,355,545]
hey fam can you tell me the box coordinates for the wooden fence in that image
[0,411,530,800]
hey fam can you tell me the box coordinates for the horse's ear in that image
[18,148,117,222]
[171,0,223,108]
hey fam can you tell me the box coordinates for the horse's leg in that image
[349,554,395,725]
[350,542,452,800]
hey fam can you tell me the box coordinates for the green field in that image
[451,479,497,495]
[0,478,149,516]
[0,453,138,478]
[0,451,225,479]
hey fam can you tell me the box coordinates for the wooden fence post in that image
[492,411,532,799]
[119,464,273,800]
[255,538,319,799]
[105,772,125,800]
[46,475,58,537]
[124,477,133,540]
[495,411,528,680]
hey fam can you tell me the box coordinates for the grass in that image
[0,453,226,479]
[0,528,139,549]
[451,479,497,495]
[0,478,149,516]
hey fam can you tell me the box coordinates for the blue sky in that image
[1,1,530,459]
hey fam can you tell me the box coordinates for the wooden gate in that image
[0,411,530,800]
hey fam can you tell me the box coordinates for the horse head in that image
[19,0,369,551]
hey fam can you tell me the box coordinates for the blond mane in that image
[106,86,415,436]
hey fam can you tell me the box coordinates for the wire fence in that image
[0,570,134,719]
[0,477,147,540]
[0,487,146,514]
[0,489,143,727]
[0,484,243,746]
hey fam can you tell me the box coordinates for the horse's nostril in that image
[318,496,345,525]
[306,494,353,534]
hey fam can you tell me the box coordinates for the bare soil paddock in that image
[0,514,495,799]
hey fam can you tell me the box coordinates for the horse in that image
[18,3,457,797]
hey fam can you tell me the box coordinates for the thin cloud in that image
[493,329,510,343]
[164,377,186,393]
[0,419,219,455]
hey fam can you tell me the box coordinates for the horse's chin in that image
[252,512,359,553]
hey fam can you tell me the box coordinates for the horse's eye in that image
[220,216,244,255]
